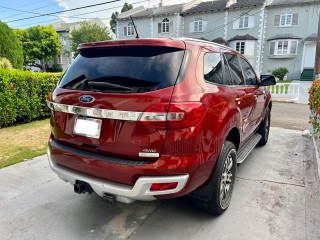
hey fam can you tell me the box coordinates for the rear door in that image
[239,57,266,130]
[50,45,186,161]
[223,53,257,141]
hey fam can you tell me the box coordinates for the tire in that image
[193,141,237,215]
[257,108,270,146]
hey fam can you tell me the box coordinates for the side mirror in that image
[259,75,276,86]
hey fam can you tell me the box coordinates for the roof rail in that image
[176,37,232,50]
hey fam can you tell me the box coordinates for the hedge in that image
[309,78,320,134]
[0,68,62,127]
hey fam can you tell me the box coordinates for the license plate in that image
[73,117,102,139]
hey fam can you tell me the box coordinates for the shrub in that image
[271,67,289,80]
[0,57,12,69]
[0,21,24,69]
[0,68,62,127]
[47,63,63,73]
[308,78,320,133]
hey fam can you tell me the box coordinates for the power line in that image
[12,0,150,28]
[1,0,71,21]
[4,0,121,24]
[183,5,257,38]
[0,0,44,14]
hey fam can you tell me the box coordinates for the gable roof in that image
[50,21,76,32]
[181,0,266,15]
[267,33,302,41]
[304,33,317,42]
[182,0,227,15]
[212,37,227,45]
[228,34,258,41]
[228,0,265,9]
[117,4,184,19]
[267,0,318,7]
[117,6,146,19]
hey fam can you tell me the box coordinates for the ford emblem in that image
[79,95,95,103]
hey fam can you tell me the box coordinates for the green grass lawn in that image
[0,119,50,168]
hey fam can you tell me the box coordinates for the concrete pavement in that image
[271,102,309,131]
[1,127,319,240]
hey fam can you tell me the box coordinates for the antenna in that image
[130,15,140,39]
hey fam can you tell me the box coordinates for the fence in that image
[267,83,300,101]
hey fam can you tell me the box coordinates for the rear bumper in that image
[47,149,189,203]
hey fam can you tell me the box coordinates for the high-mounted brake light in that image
[139,102,204,130]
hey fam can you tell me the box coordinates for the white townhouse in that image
[116,0,320,80]
[50,19,108,72]
[263,0,320,80]
[116,4,184,39]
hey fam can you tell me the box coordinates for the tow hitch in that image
[74,180,94,194]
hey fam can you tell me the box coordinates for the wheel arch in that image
[225,127,240,150]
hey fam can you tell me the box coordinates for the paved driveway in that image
[1,127,319,240]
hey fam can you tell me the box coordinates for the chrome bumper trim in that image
[47,149,189,203]
[47,101,142,121]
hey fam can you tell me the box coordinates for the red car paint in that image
[48,38,271,199]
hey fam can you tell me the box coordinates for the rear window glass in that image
[59,46,185,93]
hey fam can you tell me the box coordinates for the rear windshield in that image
[59,46,186,93]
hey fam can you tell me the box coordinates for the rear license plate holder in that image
[73,117,102,139]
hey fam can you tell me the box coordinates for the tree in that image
[0,21,24,69]
[69,22,112,57]
[110,2,133,34]
[110,11,119,34]
[15,26,62,71]
[121,2,133,12]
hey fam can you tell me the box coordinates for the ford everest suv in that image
[47,38,276,215]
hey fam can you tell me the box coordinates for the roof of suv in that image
[78,38,234,52]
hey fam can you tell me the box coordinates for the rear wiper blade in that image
[87,81,132,91]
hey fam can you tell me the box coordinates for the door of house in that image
[303,42,316,68]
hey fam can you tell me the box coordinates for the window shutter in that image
[290,41,297,54]
[158,23,161,33]
[274,15,280,26]
[169,21,173,32]
[270,42,275,55]
[202,21,207,31]
[189,22,194,33]
[124,27,127,36]
[292,13,299,25]
[248,16,255,28]
[233,18,239,29]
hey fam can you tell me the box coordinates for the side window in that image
[239,58,257,85]
[224,53,245,85]
[221,54,233,85]
[203,52,224,85]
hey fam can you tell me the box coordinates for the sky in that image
[0,0,184,29]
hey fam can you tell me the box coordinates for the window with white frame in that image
[269,40,298,56]
[127,22,135,36]
[162,18,169,33]
[239,13,249,29]
[194,17,203,32]
[235,41,245,54]
[59,36,66,45]
[280,9,292,26]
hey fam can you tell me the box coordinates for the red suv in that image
[47,38,276,215]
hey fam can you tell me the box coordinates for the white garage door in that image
[303,42,316,68]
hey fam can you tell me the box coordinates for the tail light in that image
[139,102,204,130]
[150,182,178,191]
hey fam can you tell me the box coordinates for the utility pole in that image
[315,14,320,79]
